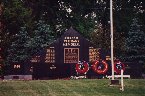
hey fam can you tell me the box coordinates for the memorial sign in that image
[45,47,55,63]
[30,27,95,79]
[64,48,79,63]
[4,28,111,79]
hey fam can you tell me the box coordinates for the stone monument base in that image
[4,75,32,80]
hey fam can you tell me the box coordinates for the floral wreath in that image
[75,61,89,74]
[92,60,108,74]
[114,61,125,74]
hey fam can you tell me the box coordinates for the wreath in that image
[92,60,108,74]
[75,61,89,74]
[114,61,125,74]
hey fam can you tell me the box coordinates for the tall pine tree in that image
[6,20,54,64]
[2,0,33,65]
[26,20,54,55]
[124,16,145,61]
[6,27,30,64]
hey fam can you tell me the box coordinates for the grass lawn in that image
[0,79,145,96]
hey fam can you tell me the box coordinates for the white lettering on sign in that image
[45,47,55,63]
[89,47,100,62]
[30,56,40,63]
[63,36,80,46]
[14,65,20,69]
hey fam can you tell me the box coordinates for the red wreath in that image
[114,61,125,74]
[76,61,89,74]
[92,60,108,74]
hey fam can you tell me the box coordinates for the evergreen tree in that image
[26,20,54,55]
[1,0,33,65]
[6,20,54,64]
[6,27,30,63]
[124,16,145,61]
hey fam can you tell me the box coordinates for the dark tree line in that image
[0,0,145,65]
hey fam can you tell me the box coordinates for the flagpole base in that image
[110,80,120,86]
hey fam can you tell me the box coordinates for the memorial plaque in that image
[89,47,100,62]
[45,47,55,63]
[64,48,79,63]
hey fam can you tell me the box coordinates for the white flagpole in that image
[110,0,114,80]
